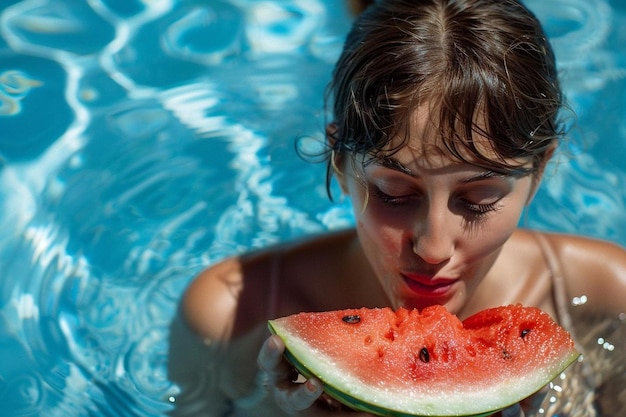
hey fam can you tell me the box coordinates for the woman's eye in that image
[371,186,413,206]
[459,192,505,217]
[462,200,502,216]
[457,187,507,217]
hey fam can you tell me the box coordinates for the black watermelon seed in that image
[419,347,430,363]
[342,315,361,324]
[520,329,531,338]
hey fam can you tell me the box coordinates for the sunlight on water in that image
[0,70,42,115]
[0,0,624,416]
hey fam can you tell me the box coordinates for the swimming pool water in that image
[0,0,624,416]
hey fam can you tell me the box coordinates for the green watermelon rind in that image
[279,340,494,417]
[268,319,580,417]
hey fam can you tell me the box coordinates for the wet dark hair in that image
[326,0,564,194]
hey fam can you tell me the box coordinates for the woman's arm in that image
[170,256,373,416]
[168,303,231,417]
[168,257,255,416]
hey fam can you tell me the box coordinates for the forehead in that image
[382,104,498,169]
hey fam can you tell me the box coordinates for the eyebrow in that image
[460,170,509,184]
[377,157,415,176]
[376,156,514,183]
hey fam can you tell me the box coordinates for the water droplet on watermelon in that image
[342,315,361,324]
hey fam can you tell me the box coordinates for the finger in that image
[259,336,301,386]
[276,377,324,413]
[258,335,329,414]
[257,335,285,372]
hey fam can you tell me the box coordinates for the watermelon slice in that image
[268,304,579,417]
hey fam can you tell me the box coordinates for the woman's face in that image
[336,108,538,315]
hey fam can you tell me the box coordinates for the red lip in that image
[401,273,458,297]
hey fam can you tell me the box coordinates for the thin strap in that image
[532,232,576,336]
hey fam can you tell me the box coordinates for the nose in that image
[412,205,455,265]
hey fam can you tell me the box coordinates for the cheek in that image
[354,204,408,268]
[462,199,525,259]
[470,176,532,235]
[474,218,516,253]
[347,189,400,260]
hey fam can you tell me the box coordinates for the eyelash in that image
[372,187,411,206]
[462,201,501,216]
[372,187,502,217]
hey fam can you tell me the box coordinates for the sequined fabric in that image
[532,307,625,416]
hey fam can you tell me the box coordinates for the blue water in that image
[0,0,624,416]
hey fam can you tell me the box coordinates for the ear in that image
[526,143,557,204]
[326,123,349,195]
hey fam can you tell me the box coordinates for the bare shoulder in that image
[182,228,361,340]
[542,232,626,314]
[182,256,247,341]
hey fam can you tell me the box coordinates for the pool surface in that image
[0,0,625,416]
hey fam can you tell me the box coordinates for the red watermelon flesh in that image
[268,304,579,417]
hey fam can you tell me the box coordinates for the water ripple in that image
[0,55,73,160]
[527,152,626,243]
[243,0,325,53]
[0,69,41,115]
[527,0,625,95]
[162,3,243,65]
[1,0,115,57]
[0,1,624,416]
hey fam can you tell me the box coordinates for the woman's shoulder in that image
[182,256,246,340]
[182,228,359,339]
[523,230,626,315]
[511,228,626,262]
[533,230,626,273]
[512,228,625,255]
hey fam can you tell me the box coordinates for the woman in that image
[171,0,626,415]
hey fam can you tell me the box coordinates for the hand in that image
[257,335,526,417]
[256,334,374,416]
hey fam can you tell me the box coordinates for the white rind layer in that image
[271,324,579,417]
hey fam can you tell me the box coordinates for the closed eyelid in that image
[370,179,415,196]
[457,183,512,204]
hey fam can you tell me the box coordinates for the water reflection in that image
[0,0,624,415]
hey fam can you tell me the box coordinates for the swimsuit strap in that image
[531,232,576,337]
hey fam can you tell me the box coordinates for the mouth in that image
[401,273,458,298]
